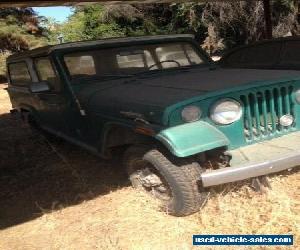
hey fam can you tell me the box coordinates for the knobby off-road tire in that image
[123,146,209,216]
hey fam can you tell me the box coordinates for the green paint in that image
[156,121,229,157]
[162,77,300,125]
[166,79,300,151]
[7,36,300,160]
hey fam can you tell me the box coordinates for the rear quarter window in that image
[8,62,32,86]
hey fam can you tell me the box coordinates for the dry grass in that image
[0,84,299,250]
[0,52,9,81]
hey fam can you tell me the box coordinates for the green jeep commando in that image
[6,34,300,216]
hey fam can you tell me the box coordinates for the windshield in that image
[63,42,208,81]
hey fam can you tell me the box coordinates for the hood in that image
[77,68,300,123]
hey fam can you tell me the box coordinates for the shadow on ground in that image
[0,112,129,229]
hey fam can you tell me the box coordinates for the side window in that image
[35,57,60,91]
[8,62,31,86]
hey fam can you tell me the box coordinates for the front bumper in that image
[201,131,300,187]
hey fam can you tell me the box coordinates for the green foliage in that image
[0,8,47,50]
[45,12,87,44]
[82,5,124,39]
[0,8,47,77]
[46,4,201,43]
[1,1,300,79]
[47,1,299,51]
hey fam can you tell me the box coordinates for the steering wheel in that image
[148,60,181,70]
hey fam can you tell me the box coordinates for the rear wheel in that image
[123,145,209,216]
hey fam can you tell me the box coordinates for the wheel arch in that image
[99,122,157,158]
[18,104,40,123]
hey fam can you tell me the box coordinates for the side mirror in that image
[29,81,51,93]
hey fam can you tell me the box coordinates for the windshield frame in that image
[58,38,213,83]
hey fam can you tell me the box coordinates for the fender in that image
[99,121,155,158]
[155,121,229,157]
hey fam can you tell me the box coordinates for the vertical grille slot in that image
[240,85,295,141]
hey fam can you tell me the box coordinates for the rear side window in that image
[35,58,61,91]
[8,62,31,86]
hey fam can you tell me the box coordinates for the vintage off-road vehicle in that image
[6,34,300,216]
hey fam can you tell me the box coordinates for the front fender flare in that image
[155,121,229,157]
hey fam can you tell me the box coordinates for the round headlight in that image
[181,105,201,122]
[210,99,242,125]
[279,114,294,127]
[295,89,300,104]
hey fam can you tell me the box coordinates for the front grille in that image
[240,85,295,141]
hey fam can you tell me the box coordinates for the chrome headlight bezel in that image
[210,98,242,125]
[181,105,202,123]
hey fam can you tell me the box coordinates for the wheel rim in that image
[129,160,172,201]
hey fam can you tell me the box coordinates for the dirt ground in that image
[0,83,299,250]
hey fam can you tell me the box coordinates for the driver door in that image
[33,57,68,133]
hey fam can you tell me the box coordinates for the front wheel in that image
[123,146,209,216]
